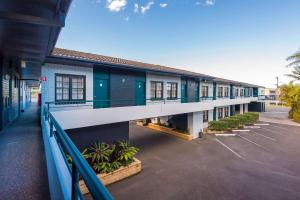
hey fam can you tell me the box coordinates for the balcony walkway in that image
[0,103,50,200]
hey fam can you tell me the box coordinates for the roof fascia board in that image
[45,55,214,80]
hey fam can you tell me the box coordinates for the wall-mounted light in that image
[21,60,26,68]
[4,74,10,80]
[122,78,126,83]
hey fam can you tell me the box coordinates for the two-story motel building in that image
[0,1,267,198]
[41,48,265,150]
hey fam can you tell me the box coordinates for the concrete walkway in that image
[260,106,300,126]
[0,104,50,200]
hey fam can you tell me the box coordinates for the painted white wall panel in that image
[52,97,258,130]
[41,63,93,111]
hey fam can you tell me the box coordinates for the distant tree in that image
[279,82,300,122]
[286,50,300,80]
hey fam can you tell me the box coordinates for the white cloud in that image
[134,3,139,13]
[141,1,155,14]
[196,0,215,6]
[205,0,215,6]
[106,0,127,12]
[160,3,168,8]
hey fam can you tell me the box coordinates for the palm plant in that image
[110,141,139,166]
[88,142,112,164]
[286,50,300,80]
[279,82,300,122]
[286,66,300,80]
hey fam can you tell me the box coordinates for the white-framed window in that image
[218,87,223,97]
[151,81,163,99]
[235,88,239,96]
[224,87,229,97]
[55,74,85,102]
[203,110,209,122]
[218,107,223,119]
[167,82,178,99]
[240,89,244,96]
[249,88,253,96]
[201,86,209,97]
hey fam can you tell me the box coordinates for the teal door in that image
[195,82,199,102]
[213,82,217,100]
[181,80,187,103]
[135,81,146,105]
[94,78,109,108]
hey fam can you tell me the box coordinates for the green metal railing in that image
[45,97,216,110]
[43,106,113,200]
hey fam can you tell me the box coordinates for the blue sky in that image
[56,0,300,88]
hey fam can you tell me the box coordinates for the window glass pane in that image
[55,74,85,102]
[56,76,62,82]
[167,83,171,98]
[72,79,78,88]
[78,78,84,88]
[151,82,156,98]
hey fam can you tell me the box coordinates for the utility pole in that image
[276,76,279,89]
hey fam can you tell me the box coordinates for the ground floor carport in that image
[90,120,300,200]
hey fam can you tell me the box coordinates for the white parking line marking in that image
[236,135,267,150]
[260,127,284,136]
[232,129,250,132]
[269,124,288,130]
[244,126,261,129]
[250,130,276,141]
[254,123,269,126]
[215,138,244,159]
[215,134,236,137]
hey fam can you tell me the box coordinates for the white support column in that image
[188,111,203,139]
[239,104,244,114]
[244,104,248,112]
[159,116,169,126]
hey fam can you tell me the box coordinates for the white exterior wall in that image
[188,111,203,138]
[146,73,181,104]
[52,96,259,130]
[244,104,248,112]
[239,104,244,114]
[41,63,93,111]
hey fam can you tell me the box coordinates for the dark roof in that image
[50,48,264,88]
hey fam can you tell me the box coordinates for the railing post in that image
[50,120,54,137]
[71,163,80,200]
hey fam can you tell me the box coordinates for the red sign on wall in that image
[41,76,47,82]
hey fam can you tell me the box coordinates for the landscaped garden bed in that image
[148,123,193,141]
[68,141,141,194]
[207,112,259,134]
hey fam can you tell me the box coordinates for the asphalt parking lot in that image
[106,122,300,200]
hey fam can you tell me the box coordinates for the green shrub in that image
[291,105,300,123]
[243,112,259,123]
[209,112,260,131]
[221,117,240,129]
[209,121,229,131]
[68,141,139,174]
